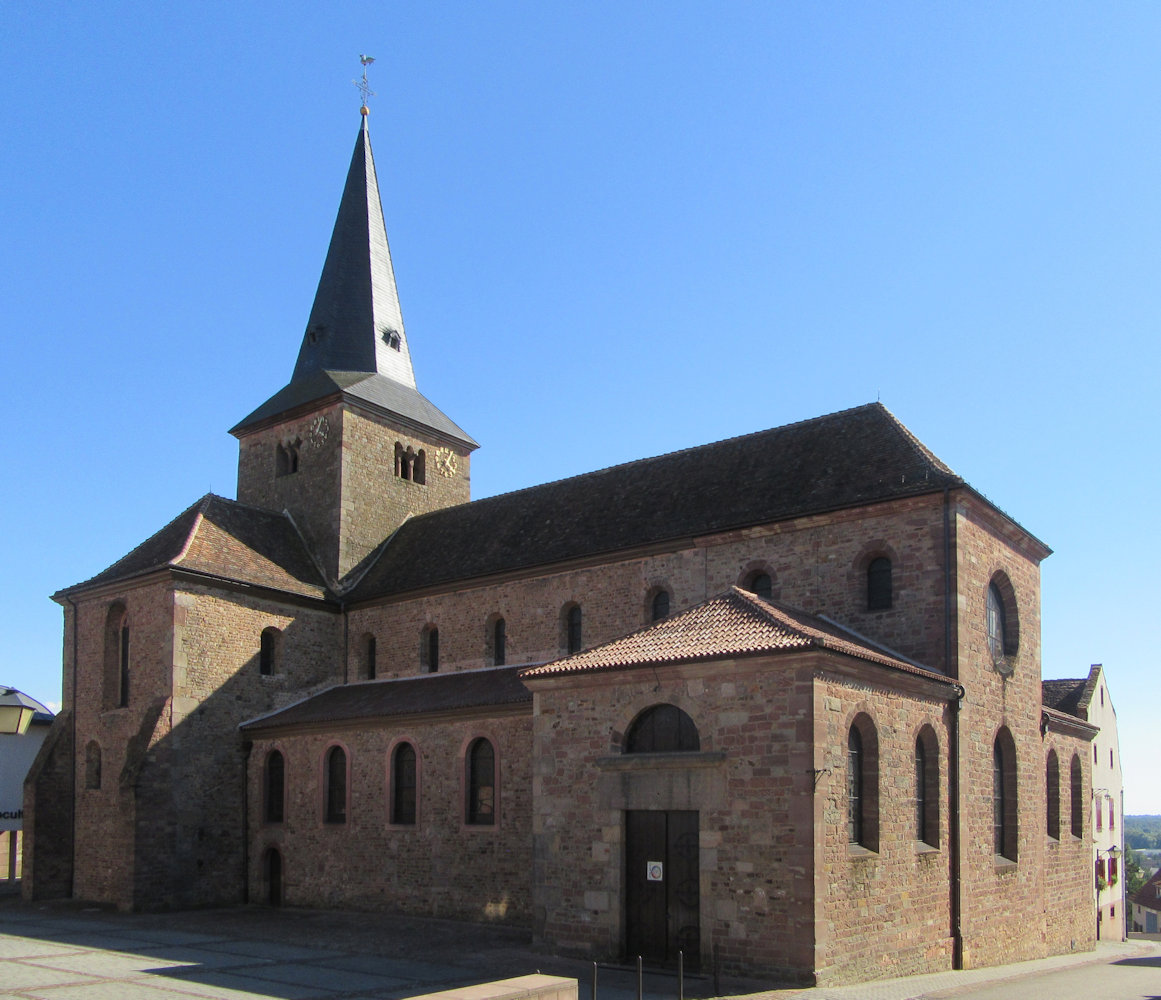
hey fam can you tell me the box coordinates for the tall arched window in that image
[625,704,700,753]
[867,556,892,611]
[104,602,130,709]
[1070,753,1083,838]
[650,590,671,622]
[1046,749,1060,840]
[421,626,439,673]
[847,715,879,851]
[413,449,426,485]
[265,750,285,824]
[325,746,347,824]
[914,727,939,847]
[259,627,280,676]
[493,617,506,667]
[564,604,582,655]
[993,728,1018,861]
[466,738,495,825]
[391,742,417,826]
[364,634,377,680]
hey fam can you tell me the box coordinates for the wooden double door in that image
[625,810,700,969]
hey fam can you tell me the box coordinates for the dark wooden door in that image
[625,810,699,969]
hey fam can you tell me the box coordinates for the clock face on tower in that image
[435,448,458,478]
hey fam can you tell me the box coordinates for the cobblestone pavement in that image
[1,897,1158,1000]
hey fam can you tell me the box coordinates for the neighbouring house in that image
[1131,867,1161,934]
[25,108,1101,986]
[1,688,53,887]
[1042,664,1124,940]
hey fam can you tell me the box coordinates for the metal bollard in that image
[677,950,683,1000]
[637,955,643,1000]
[591,961,597,1000]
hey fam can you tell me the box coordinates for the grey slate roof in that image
[348,402,963,602]
[229,116,474,449]
[57,494,326,596]
[240,665,531,733]
[1042,666,1100,720]
[229,370,477,447]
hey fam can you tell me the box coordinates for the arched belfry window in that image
[491,617,506,667]
[867,556,892,611]
[466,738,496,825]
[625,704,700,753]
[363,634,377,680]
[986,574,1019,669]
[413,449,426,485]
[986,584,1005,661]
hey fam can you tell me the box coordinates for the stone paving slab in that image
[0,961,100,991]
[0,935,82,959]
[196,940,345,962]
[220,959,404,992]
[149,969,333,999]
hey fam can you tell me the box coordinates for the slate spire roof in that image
[292,113,414,388]
[230,115,475,448]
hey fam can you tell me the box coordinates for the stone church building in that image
[25,111,1101,986]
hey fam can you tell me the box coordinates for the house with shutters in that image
[24,108,1102,986]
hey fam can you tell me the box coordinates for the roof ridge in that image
[392,403,903,531]
[875,403,959,478]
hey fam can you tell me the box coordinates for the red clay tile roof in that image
[520,587,950,682]
[240,665,531,733]
[56,494,327,598]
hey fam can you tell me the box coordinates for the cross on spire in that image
[356,54,375,114]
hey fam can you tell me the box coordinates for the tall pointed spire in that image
[291,112,416,389]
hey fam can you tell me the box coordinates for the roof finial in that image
[356,54,376,116]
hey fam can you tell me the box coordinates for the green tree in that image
[1125,845,1146,897]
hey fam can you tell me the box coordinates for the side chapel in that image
[24,109,1101,986]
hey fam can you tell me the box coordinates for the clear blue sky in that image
[3,3,1158,811]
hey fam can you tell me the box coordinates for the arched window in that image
[625,704,700,753]
[847,714,879,851]
[466,738,495,825]
[1070,753,1083,838]
[275,439,300,477]
[746,571,773,600]
[104,602,130,709]
[363,634,377,680]
[259,627,280,676]
[492,617,506,667]
[391,742,417,826]
[993,728,1018,861]
[1046,749,1060,840]
[651,590,671,622]
[564,604,582,655]
[413,449,426,485]
[325,746,347,824]
[915,726,939,847]
[421,626,439,673]
[265,750,285,823]
[867,556,892,611]
[85,741,102,790]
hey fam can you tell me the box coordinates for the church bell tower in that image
[230,108,477,583]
